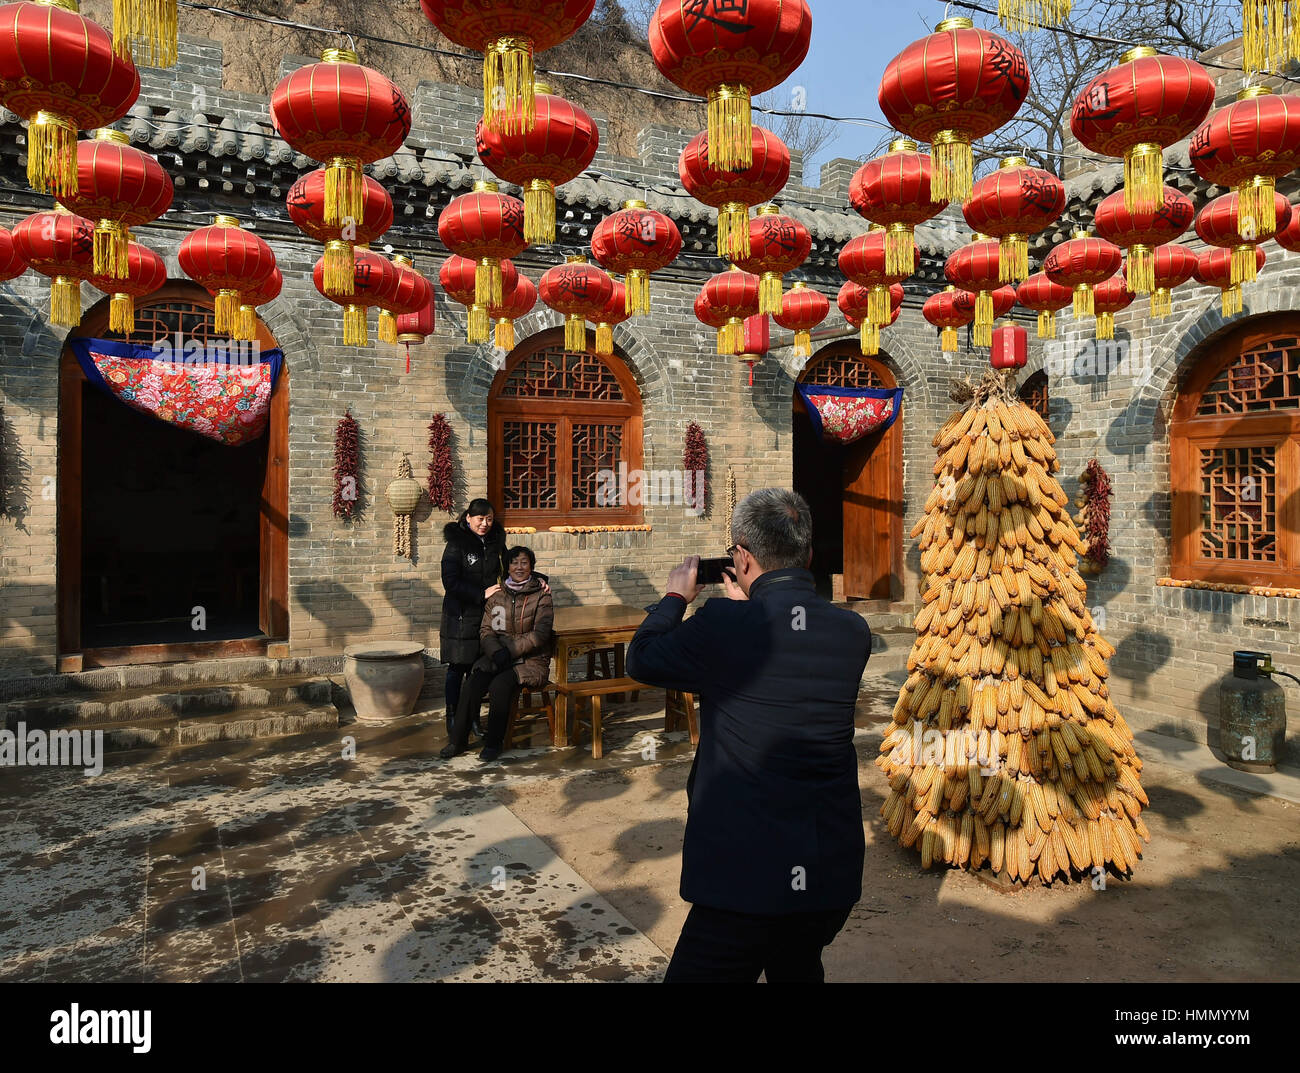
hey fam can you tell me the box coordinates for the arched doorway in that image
[793,343,904,600]
[57,284,289,667]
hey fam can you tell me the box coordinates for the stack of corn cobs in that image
[879,372,1149,883]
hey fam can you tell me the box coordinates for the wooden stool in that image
[559,677,641,759]
[665,689,700,746]
[501,683,557,749]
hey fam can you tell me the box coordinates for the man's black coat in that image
[626,568,870,916]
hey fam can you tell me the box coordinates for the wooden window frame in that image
[488,328,644,528]
[1019,370,1050,421]
[1170,315,1300,588]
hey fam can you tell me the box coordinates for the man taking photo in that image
[626,488,871,983]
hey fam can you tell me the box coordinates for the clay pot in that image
[344,641,426,724]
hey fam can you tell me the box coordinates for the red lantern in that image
[734,206,810,315]
[312,245,402,347]
[490,268,537,352]
[1016,272,1073,339]
[589,280,627,357]
[737,312,770,384]
[396,285,437,372]
[1148,244,1199,319]
[850,138,949,278]
[61,128,172,280]
[236,266,283,343]
[951,286,1016,349]
[11,205,95,326]
[288,169,394,296]
[679,127,791,261]
[1071,47,1214,215]
[440,253,518,344]
[476,79,598,245]
[1275,202,1300,252]
[590,199,682,316]
[924,285,974,354]
[1093,184,1194,296]
[962,156,1065,283]
[774,281,829,357]
[945,236,1005,346]
[538,254,614,352]
[700,267,761,356]
[1196,190,1293,287]
[1092,275,1134,341]
[1043,230,1123,317]
[437,180,526,308]
[270,48,412,228]
[649,0,812,170]
[420,0,595,135]
[0,225,28,282]
[1194,245,1267,318]
[839,280,903,357]
[695,284,729,354]
[88,238,165,336]
[990,321,1027,370]
[112,0,178,69]
[879,17,1029,201]
[1191,87,1300,241]
[178,215,276,335]
[840,227,918,329]
[379,256,435,347]
[0,0,140,198]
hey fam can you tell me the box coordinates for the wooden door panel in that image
[259,364,289,639]
[843,420,902,600]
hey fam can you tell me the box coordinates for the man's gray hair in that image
[730,488,813,572]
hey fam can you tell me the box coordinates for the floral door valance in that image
[797,384,903,446]
[69,338,283,446]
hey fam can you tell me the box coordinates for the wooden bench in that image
[498,683,556,750]
[665,688,700,745]
[556,677,645,759]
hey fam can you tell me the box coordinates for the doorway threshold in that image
[64,637,274,671]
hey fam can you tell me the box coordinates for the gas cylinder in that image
[1219,651,1287,772]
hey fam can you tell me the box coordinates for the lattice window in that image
[502,421,558,512]
[1198,446,1277,562]
[1019,370,1050,420]
[498,347,625,401]
[103,301,218,345]
[571,423,623,509]
[802,352,887,389]
[1197,337,1300,415]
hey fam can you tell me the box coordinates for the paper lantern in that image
[379,256,435,346]
[1148,244,1199,319]
[694,283,729,354]
[112,0,178,68]
[962,156,1065,283]
[590,200,682,316]
[11,204,95,325]
[1071,47,1214,215]
[924,284,974,353]
[650,0,812,170]
[287,169,394,296]
[1016,272,1073,339]
[489,268,536,352]
[952,286,1016,348]
[774,281,829,357]
[839,280,903,357]
[1274,202,1300,251]
[0,225,28,282]
[1195,190,1293,286]
[396,281,437,372]
[879,17,1029,201]
[88,238,165,335]
[1093,184,1194,295]
[700,267,761,356]
[311,245,401,347]
[850,137,949,278]
[1194,245,1267,318]
[178,215,276,334]
[440,253,518,345]
[734,206,810,315]
[989,321,1027,369]
[1091,275,1135,341]
[419,0,595,135]
[270,48,412,228]
[538,254,614,352]
[1043,230,1123,317]
[944,236,1004,346]
[736,312,770,383]
[437,180,526,308]
[840,227,918,328]
[0,0,140,198]
[235,265,282,343]
[679,126,791,261]
[475,79,598,245]
[590,280,627,357]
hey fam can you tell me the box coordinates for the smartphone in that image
[696,556,735,585]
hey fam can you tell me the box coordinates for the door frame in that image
[57,283,289,669]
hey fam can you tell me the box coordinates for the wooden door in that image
[259,364,289,639]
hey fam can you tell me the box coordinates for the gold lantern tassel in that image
[931,131,973,203]
[718,203,751,261]
[343,305,369,347]
[1123,143,1163,216]
[715,327,726,355]
[721,318,744,356]
[468,305,490,345]
[868,286,893,328]
[523,178,556,245]
[237,304,257,341]
[1240,175,1278,239]
[94,220,130,279]
[706,84,753,171]
[325,156,363,230]
[1127,245,1155,295]
[1037,310,1057,339]
[860,320,880,357]
[759,273,783,317]
[475,257,504,308]
[378,310,397,345]
[1222,283,1244,318]
[324,241,355,297]
[626,270,651,316]
[1151,289,1173,319]
[113,0,179,67]
[214,289,240,334]
[975,289,994,342]
[1073,284,1095,318]
[1232,244,1260,285]
[483,36,535,135]
[941,326,958,353]
[794,329,811,357]
[28,112,78,198]
[595,321,613,356]
[1000,235,1029,283]
[564,313,586,353]
[1243,0,1288,74]
[998,0,1074,30]
[49,277,81,327]
[109,293,136,335]
[495,318,516,351]
[885,225,916,278]
[1096,312,1116,341]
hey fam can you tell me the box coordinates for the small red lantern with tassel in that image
[839,280,902,357]
[1195,191,1293,287]
[962,156,1065,284]
[89,238,165,336]
[850,138,949,279]
[952,286,1016,347]
[679,127,791,261]
[235,266,282,343]
[737,313,769,386]
[1016,272,1073,339]
[11,204,95,326]
[590,280,628,358]
[288,169,394,297]
[1148,245,1199,319]
[437,180,526,308]
[178,215,276,335]
[1043,230,1123,318]
[734,206,810,316]
[590,200,682,316]
[945,236,1005,347]
[1092,275,1135,341]
[1194,245,1267,318]
[1275,203,1300,251]
[396,288,437,372]
[989,321,1027,370]
[312,245,401,348]
[1093,184,1194,296]
[538,254,614,353]
[840,227,918,330]
[440,254,518,345]
[489,268,536,353]
[700,267,761,357]
[380,256,434,348]
[774,281,829,358]
[924,285,974,355]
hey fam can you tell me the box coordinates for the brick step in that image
[2,675,335,731]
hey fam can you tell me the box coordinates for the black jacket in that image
[439,520,507,665]
[626,569,870,916]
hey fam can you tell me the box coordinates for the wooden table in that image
[550,604,648,747]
